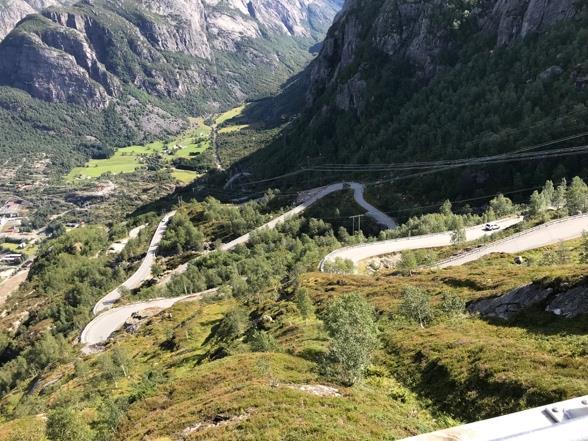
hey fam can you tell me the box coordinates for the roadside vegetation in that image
[0,216,159,398]
[0,173,585,440]
[1,214,586,439]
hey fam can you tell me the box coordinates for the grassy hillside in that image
[0,186,586,439]
[1,236,586,439]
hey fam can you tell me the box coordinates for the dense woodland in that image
[244,5,588,206]
[0,89,137,173]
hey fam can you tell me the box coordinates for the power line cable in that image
[241,133,588,186]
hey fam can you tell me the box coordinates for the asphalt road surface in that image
[436,213,588,268]
[80,289,217,353]
[81,182,394,350]
[93,211,176,314]
[163,182,396,281]
[221,182,396,251]
[320,217,524,270]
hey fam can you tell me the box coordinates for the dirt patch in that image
[283,384,341,397]
[0,269,29,305]
[364,254,401,273]
[181,410,253,438]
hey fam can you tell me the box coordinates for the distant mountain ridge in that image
[0,0,342,109]
[0,0,342,171]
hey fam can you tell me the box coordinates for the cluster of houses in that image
[0,197,34,268]
[0,197,31,226]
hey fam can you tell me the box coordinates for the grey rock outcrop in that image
[0,29,114,108]
[0,0,71,41]
[469,282,588,320]
[539,65,563,82]
[486,0,577,46]
[0,0,343,107]
[468,284,553,320]
[546,285,588,318]
[0,0,35,41]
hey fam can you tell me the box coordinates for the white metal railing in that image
[401,395,588,441]
[318,216,523,271]
[435,213,588,267]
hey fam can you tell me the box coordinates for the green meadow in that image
[67,123,212,182]
[171,169,200,184]
[215,104,245,126]
[66,106,250,183]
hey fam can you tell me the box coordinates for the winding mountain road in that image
[321,214,588,271]
[81,182,393,350]
[80,182,586,352]
[80,289,218,354]
[93,211,176,315]
[163,182,396,281]
[350,183,397,229]
[222,182,396,250]
[320,217,524,269]
[436,213,588,268]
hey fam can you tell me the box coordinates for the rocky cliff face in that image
[0,0,34,40]
[0,0,68,40]
[307,0,579,111]
[0,0,342,108]
[485,0,577,45]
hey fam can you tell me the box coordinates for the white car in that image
[484,223,500,231]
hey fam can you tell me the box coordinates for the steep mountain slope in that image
[0,0,342,171]
[306,0,577,112]
[0,0,342,108]
[0,0,69,40]
[246,0,588,205]
[0,0,34,40]
[307,0,577,107]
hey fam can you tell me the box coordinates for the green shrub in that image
[440,293,467,318]
[295,288,315,320]
[398,287,436,328]
[216,309,249,342]
[249,330,280,353]
[46,408,93,441]
[322,293,379,386]
[322,258,354,274]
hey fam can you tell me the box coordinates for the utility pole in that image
[349,214,365,235]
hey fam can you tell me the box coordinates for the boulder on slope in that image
[468,284,553,320]
[546,285,588,318]
[469,282,588,320]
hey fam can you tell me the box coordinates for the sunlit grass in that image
[215,105,245,126]
[171,169,200,184]
[66,123,212,181]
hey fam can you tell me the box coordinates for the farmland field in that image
[171,169,200,184]
[215,105,245,126]
[67,121,212,182]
